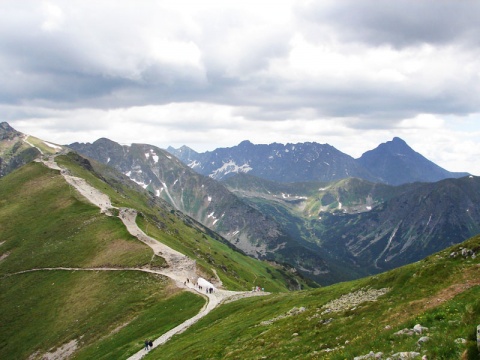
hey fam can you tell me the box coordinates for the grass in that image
[56,152,306,292]
[26,136,62,155]
[0,162,154,274]
[136,213,303,292]
[0,153,307,359]
[147,236,480,359]
[0,161,206,359]
[2,153,479,359]
[0,271,204,360]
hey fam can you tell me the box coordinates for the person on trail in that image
[148,340,153,349]
[144,340,149,351]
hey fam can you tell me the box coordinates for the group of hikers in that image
[183,278,216,294]
[144,339,153,351]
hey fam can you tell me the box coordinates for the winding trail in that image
[33,154,267,359]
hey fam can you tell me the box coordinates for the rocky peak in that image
[0,122,21,140]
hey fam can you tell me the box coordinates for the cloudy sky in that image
[2,0,480,174]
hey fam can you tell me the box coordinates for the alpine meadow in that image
[1,122,479,360]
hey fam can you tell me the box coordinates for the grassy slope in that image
[57,152,308,292]
[151,236,480,359]
[26,136,62,155]
[0,162,153,272]
[0,154,305,358]
[0,271,202,360]
[0,162,204,359]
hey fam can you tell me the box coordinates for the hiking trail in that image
[35,153,267,359]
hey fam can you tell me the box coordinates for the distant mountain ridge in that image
[68,138,333,283]
[2,121,475,285]
[168,138,468,185]
[169,140,379,183]
[69,136,475,283]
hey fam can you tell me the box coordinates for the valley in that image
[0,122,479,359]
[68,135,480,285]
[0,136,303,359]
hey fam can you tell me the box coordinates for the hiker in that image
[144,339,149,350]
[149,340,153,349]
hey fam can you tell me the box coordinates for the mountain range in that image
[68,132,477,285]
[67,138,332,283]
[1,121,478,285]
[1,121,479,358]
[167,137,468,185]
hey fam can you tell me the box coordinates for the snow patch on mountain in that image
[209,160,253,179]
[207,211,219,225]
[145,149,159,163]
[43,141,62,150]
[189,160,200,168]
[124,170,150,189]
[131,178,150,189]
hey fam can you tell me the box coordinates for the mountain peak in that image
[391,136,407,145]
[238,140,253,147]
[0,122,21,140]
[388,137,410,151]
[358,137,466,185]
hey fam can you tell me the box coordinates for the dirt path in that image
[35,154,268,359]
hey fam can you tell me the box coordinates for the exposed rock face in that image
[354,351,384,360]
[321,287,390,314]
[0,122,40,177]
[318,176,480,273]
[259,306,307,326]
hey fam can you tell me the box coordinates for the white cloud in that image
[41,2,65,32]
[2,0,480,175]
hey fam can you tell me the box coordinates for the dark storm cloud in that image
[297,0,480,48]
[1,0,480,125]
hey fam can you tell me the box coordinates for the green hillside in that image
[55,152,311,291]
[0,154,307,359]
[0,160,204,359]
[149,235,480,359]
[2,151,478,359]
